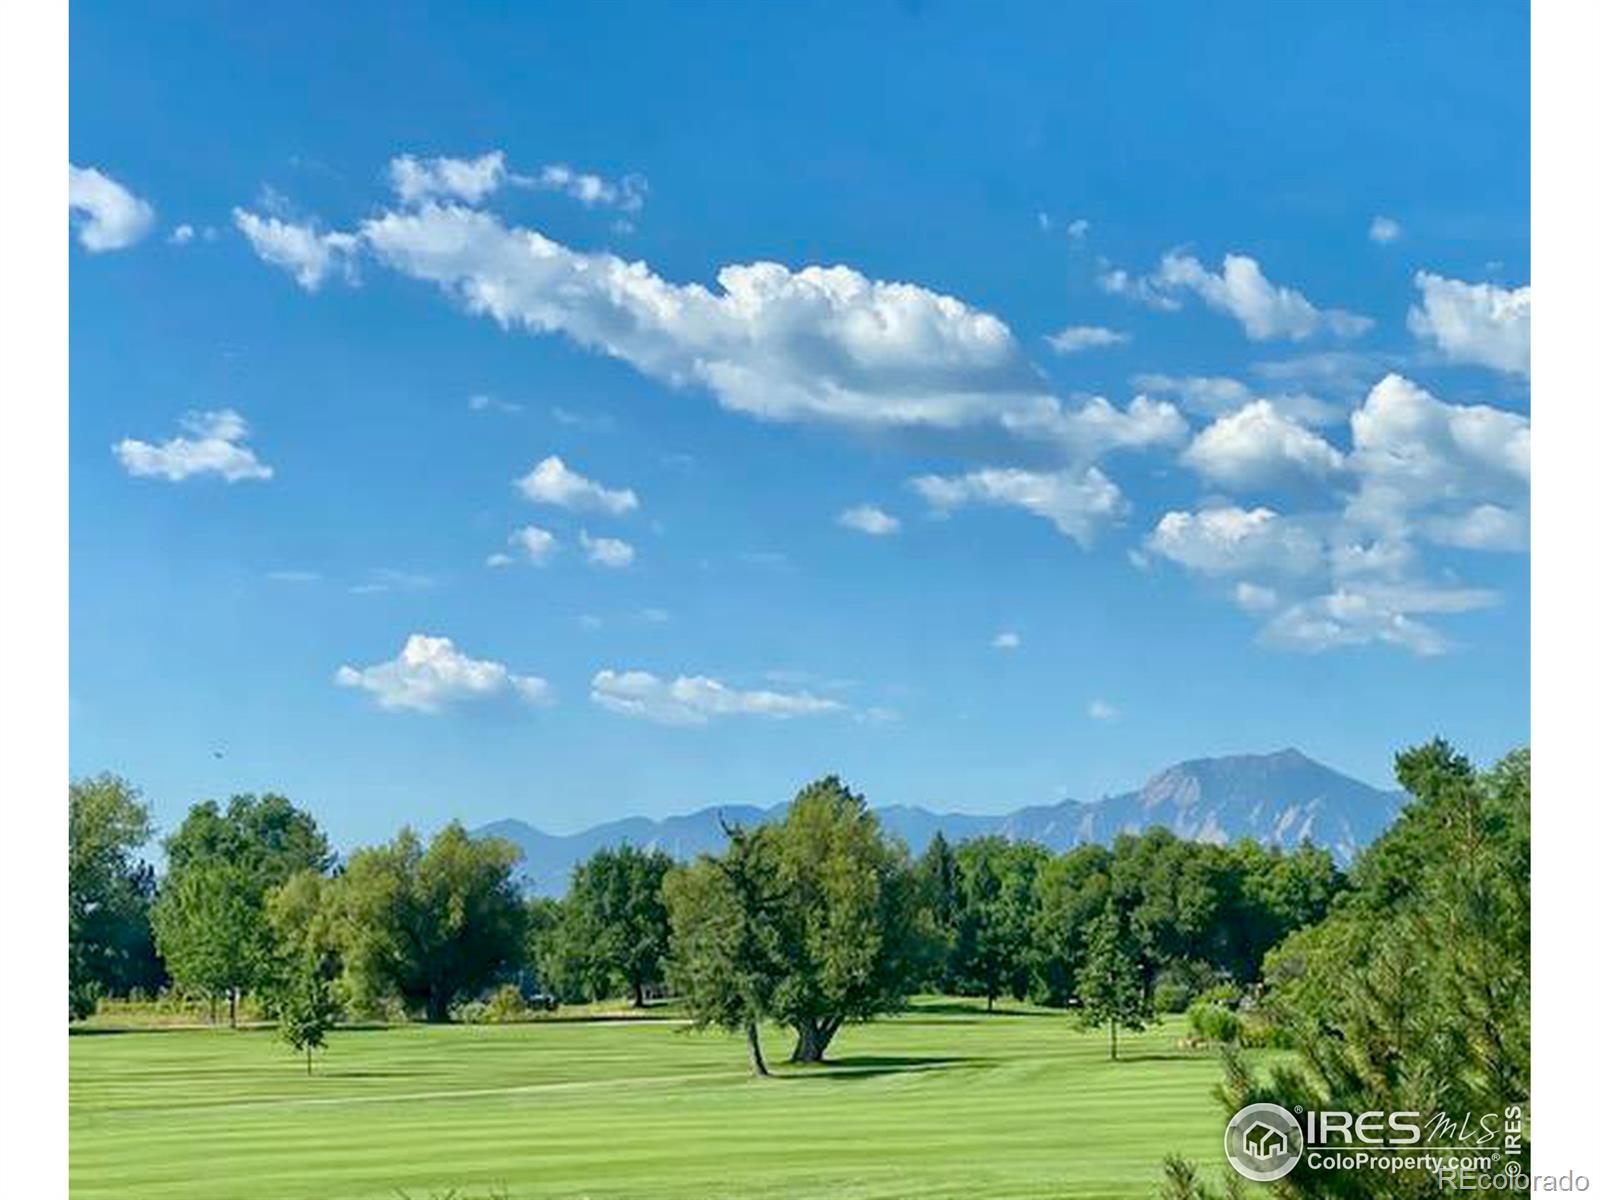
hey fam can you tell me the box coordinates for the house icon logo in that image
[1224,1102,1304,1182]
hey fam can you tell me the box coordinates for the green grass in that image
[71,997,1248,1199]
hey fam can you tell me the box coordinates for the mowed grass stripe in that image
[72,1000,1242,1199]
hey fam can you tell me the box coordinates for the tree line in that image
[69,771,1343,1069]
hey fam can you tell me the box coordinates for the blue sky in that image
[68,1,1530,851]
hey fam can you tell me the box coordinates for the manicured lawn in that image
[70,998,1243,1199]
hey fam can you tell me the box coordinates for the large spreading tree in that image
[337,822,526,1022]
[667,777,926,1067]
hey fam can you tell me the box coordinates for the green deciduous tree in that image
[950,837,1048,1011]
[562,845,675,1006]
[337,823,526,1022]
[153,794,332,1025]
[1033,843,1112,1006]
[276,953,342,1075]
[1077,905,1151,1060]
[69,774,163,1019]
[666,777,925,1068]
[664,821,785,1075]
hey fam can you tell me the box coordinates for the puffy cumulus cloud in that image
[1368,215,1403,244]
[1180,401,1345,489]
[238,180,1191,469]
[360,204,1047,432]
[233,209,358,291]
[1132,372,1342,427]
[912,465,1127,547]
[1087,698,1120,720]
[579,530,635,568]
[1260,583,1497,657]
[336,634,553,712]
[1424,504,1527,551]
[992,631,1022,650]
[992,394,1188,461]
[114,409,273,482]
[1145,506,1323,577]
[838,504,900,535]
[1346,374,1529,548]
[1103,252,1371,341]
[589,669,842,726]
[1045,325,1130,354]
[515,455,638,514]
[508,524,559,564]
[1406,272,1530,376]
[389,151,508,205]
[68,165,155,251]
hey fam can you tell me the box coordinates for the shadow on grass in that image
[903,1000,1060,1019]
[777,1053,996,1081]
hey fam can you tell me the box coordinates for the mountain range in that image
[475,749,1404,897]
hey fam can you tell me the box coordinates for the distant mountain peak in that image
[476,750,1402,896]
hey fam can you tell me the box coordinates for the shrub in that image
[1186,998,1243,1045]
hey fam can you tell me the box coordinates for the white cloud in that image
[468,393,522,413]
[114,409,273,482]
[992,395,1188,462]
[515,455,638,514]
[233,209,358,291]
[1261,583,1496,657]
[912,465,1127,547]
[1368,215,1402,244]
[1146,506,1323,577]
[1103,251,1372,341]
[838,504,900,536]
[1087,698,1119,720]
[389,152,508,205]
[580,530,635,568]
[525,164,647,213]
[357,203,1141,451]
[590,669,842,725]
[336,634,553,712]
[348,568,436,595]
[485,552,514,568]
[1131,372,1342,427]
[1345,373,1529,547]
[992,631,1022,650]
[1424,504,1527,551]
[508,524,559,564]
[1233,582,1279,613]
[1066,218,1090,240]
[1406,271,1530,376]
[1181,401,1345,489]
[68,165,155,251]
[1045,325,1130,354]
[169,224,196,246]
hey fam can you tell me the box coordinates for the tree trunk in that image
[987,991,995,1013]
[632,980,645,1008]
[306,1046,313,1076]
[745,1021,770,1077]
[228,987,238,1029]
[209,994,218,1025]
[426,984,450,1023]
[789,1017,841,1064]
[1110,1017,1118,1061]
